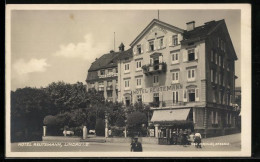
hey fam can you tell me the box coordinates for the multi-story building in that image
[117,19,238,137]
[86,43,131,102]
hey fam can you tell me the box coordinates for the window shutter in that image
[141,44,144,53]
[195,88,199,101]
[216,111,218,124]
[154,40,157,50]
[183,89,187,102]
[195,48,199,60]
[168,35,172,46]
[150,58,153,65]
[146,42,149,52]
[159,56,162,63]
[177,34,182,45]
[133,46,137,55]
[211,111,214,124]
[183,50,187,62]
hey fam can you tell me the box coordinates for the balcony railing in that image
[98,87,104,91]
[142,62,167,75]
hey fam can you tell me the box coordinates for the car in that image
[89,130,95,134]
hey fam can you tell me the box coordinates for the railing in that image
[142,62,167,75]
[98,87,104,91]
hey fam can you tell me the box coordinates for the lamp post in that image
[105,112,108,138]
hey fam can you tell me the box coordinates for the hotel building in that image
[117,19,238,138]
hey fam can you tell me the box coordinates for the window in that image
[108,69,113,74]
[153,93,160,107]
[172,71,179,83]
[124,80,130,89]
[172,35,178,46]
[137,95,142,102]
[211,50,214,62]
[125,96,130,106]
[224,42,226,52]
[153,75,159,85]
[188,89,195,102]
[187,69,196,82]
[159,38,163,49]
[188,49,195,61]
[226,113,232,125]
[115,68,118,73]
[149,41,154,51]
[171,53,179,64]
[124,63,130,73]
[107,80,113,87]
[212,90,216,103]
[136,78,142,87]
[107,91,112,97]
[173,91,179,103]
[100,70,105,75]
[137,44,142,54]
[136,60,142,71]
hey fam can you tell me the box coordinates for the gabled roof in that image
[182,19,237,60]
[182,20,223,43]
[88,51,120,72]
[130,19,184,47]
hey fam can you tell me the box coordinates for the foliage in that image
[95,118,105,136]
[111,126,124,137]
[43,115,57,126]
[127,111,147,127]
[115,115,125,127]
[11,87,54,142]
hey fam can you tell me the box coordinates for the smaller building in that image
[86,43,131,102]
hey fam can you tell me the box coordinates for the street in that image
[11,133,241,152]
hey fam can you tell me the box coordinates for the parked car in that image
[89,130,96,134]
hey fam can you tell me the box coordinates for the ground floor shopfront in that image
[148,106,239,139]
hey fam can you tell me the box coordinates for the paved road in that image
[11,133,241,152]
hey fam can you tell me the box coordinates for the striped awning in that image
[151,108,190,122]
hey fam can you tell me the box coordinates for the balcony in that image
[142,62,167,75]
[98,87,104,91]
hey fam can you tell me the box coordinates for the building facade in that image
[86,44,130,102]
[117,19,238,137]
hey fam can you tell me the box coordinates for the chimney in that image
[119,43,125,52]
[186,21,195,31]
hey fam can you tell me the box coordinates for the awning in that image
[151,108,190,122]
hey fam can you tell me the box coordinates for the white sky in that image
[10,9,241,91]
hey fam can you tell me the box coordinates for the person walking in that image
[194,131,202,148]
[130,137,143,152]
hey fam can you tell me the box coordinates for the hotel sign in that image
[99,73,118,78]
[132,84,183,95]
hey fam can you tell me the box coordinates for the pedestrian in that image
[130,136,143,152]
[194,131,202,148]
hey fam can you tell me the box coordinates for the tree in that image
[11,87,54,142]
[95,118,105,136]
[127,111,147,137]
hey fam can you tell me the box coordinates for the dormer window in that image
[100,70,105,75]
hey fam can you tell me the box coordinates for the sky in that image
[10,9,241,91]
